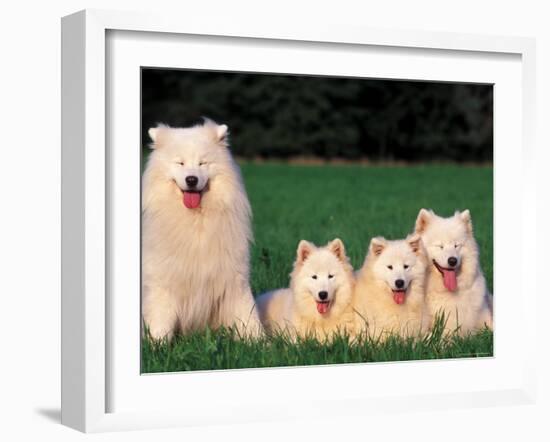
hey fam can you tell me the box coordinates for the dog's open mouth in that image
[316,301,331,315]
[433,260,458,292]
[183,191,202,209]
[391,290,406,305]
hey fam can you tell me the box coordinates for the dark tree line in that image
[142,69,492,162]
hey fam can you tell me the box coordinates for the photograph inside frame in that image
[140,68,493,373]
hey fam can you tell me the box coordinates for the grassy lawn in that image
[142,163,493,373]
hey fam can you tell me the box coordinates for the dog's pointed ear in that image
[202,117,229,144]
[296,240,315,265]
[407,233,423,255]
[327,238,346,262]
[216,124,228,142]
[415,208,434,234]
[148,128,158,142]
[369,237,387,257]
[457,209,473,233]
[148,124,169,148]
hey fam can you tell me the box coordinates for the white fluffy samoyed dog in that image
[141,120,262,340]
[414,209,493,335]
[256,239,356,341]
[354,234,430,339]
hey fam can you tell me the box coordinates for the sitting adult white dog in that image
[141,120,262,340]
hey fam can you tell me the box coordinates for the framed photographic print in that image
[61,9,537,432]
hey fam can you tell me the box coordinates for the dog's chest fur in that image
[425,269,487,331]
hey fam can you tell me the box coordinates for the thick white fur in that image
[414,209,493,335]
[256,239,356,341]
[354,234,430,339]
[141,120,261,340]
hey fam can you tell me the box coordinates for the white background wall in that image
[0,1,547,440]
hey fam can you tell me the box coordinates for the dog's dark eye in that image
[199,161,207,166]
[312,275,317,279]
[177,161,184,166]
[404,265,409,269]
[387,265,393,270]
[328,274,334,279]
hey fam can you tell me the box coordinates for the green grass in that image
[142,317,493,373]
[142,163,493,372]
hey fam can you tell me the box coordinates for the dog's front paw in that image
[144,323,175,342]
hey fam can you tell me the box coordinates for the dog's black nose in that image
[448,257,458,267]
[395,279,405,289]
[185,176,198,187]
[318,291,328,301]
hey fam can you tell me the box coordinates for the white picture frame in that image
[61,9,537,433]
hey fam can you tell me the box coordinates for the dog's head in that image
[291,239,353,317]
[367,234,427,305]
[414,208,476,292]
[147,119,231,209]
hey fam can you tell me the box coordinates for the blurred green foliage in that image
[142,69,492,162]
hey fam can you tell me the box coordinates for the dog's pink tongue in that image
[183,192,201,209]
[393,292,405,305]
[442,269,458,292]
[317,302,329,314]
